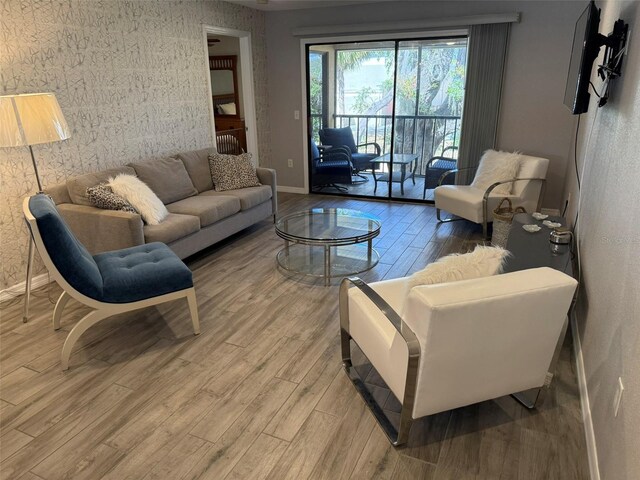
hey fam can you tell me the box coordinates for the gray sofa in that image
[45,147,277,259]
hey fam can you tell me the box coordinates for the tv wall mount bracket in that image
[596,19,629,107]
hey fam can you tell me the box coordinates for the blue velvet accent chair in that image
[319,127,381,179]
[23,194,200,370]
[310,139,353,192]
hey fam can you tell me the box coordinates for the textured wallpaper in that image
[0,0,269,290]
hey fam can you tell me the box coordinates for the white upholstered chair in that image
[434,154,549,239]
[340,267,577,446]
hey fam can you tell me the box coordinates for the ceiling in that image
[223,0,392,11]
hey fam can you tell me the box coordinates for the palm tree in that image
[336,50,387,114]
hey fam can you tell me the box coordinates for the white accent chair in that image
[340,267,578,446]
[434,154,549,239]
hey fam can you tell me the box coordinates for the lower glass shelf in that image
[276,243,379,282]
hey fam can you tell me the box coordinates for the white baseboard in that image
[277,186,307,194]
[571,312,601,480]
[0,273,52,303]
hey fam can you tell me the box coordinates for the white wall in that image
[561,1,640,478]
[265,0,584,207]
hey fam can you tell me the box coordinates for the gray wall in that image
[265,0,583,205]
[561,1,640,478]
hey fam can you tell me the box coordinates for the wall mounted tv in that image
[564,1,628,115]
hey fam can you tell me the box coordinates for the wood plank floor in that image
[0,193,589,480]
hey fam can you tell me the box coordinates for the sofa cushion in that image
[130,157,198,204]
[143,213,200,244]
[166,194,240,227]
[94,242,193,303]
[434,185,517,224]
[67,166,136,206]
[201,185,272,211]
[175,148,216,193]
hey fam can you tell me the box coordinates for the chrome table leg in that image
[324,245,331,286]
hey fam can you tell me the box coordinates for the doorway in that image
[203,26,259,164]
[306,36,468,203]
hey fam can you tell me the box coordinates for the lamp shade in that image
[0,93,70,147]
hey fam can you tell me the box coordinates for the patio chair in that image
[422,146,458,199]
[435,153,548,239]
[310,140,353,192]
[340,267,578,446]
[23,194,200,370]
[319,127,381,180]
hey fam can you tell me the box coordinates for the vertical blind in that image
[456,22,510,184]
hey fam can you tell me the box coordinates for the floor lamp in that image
[0,93,71,322]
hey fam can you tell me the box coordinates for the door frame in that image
[300,28,467,196]
[203,25,259,165]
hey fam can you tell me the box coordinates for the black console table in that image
[502,212,575,408]
[504,213,573,277]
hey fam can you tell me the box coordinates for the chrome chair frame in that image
[339,277,420,446]
[340,274,572,447]
[435,167,547,239]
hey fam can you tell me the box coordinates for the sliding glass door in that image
[306,36,467,203]
[390,38,467,201]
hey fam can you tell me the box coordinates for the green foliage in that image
[446,60,466,115]
[335,44,466,117]
[337,49,391,114]
[352,86,375,114]
[309,53,323,115]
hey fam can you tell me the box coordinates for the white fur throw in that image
[108,174,169,225]
[471,149,522,195]
[407,245,510,289]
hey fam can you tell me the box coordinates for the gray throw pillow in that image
[129,157,198,204]
[208,152,261,192]
[175,148,216,192]
[87,183,138,214]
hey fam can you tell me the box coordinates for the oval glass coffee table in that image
[275,208,381,286]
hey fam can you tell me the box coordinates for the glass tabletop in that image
[275,208,381,245]
[370,153,418,165]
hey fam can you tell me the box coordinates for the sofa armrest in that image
[256,167,277,215]
[57,204,145,254]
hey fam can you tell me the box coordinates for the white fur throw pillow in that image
[407,245,510,289]
[108,174,169,225]
[471,149,522,195]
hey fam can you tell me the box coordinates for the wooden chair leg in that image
[187,289,200,335]
[53,291,71,330]
[61,309,109,370]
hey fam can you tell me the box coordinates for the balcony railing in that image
[311,113,461,176]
